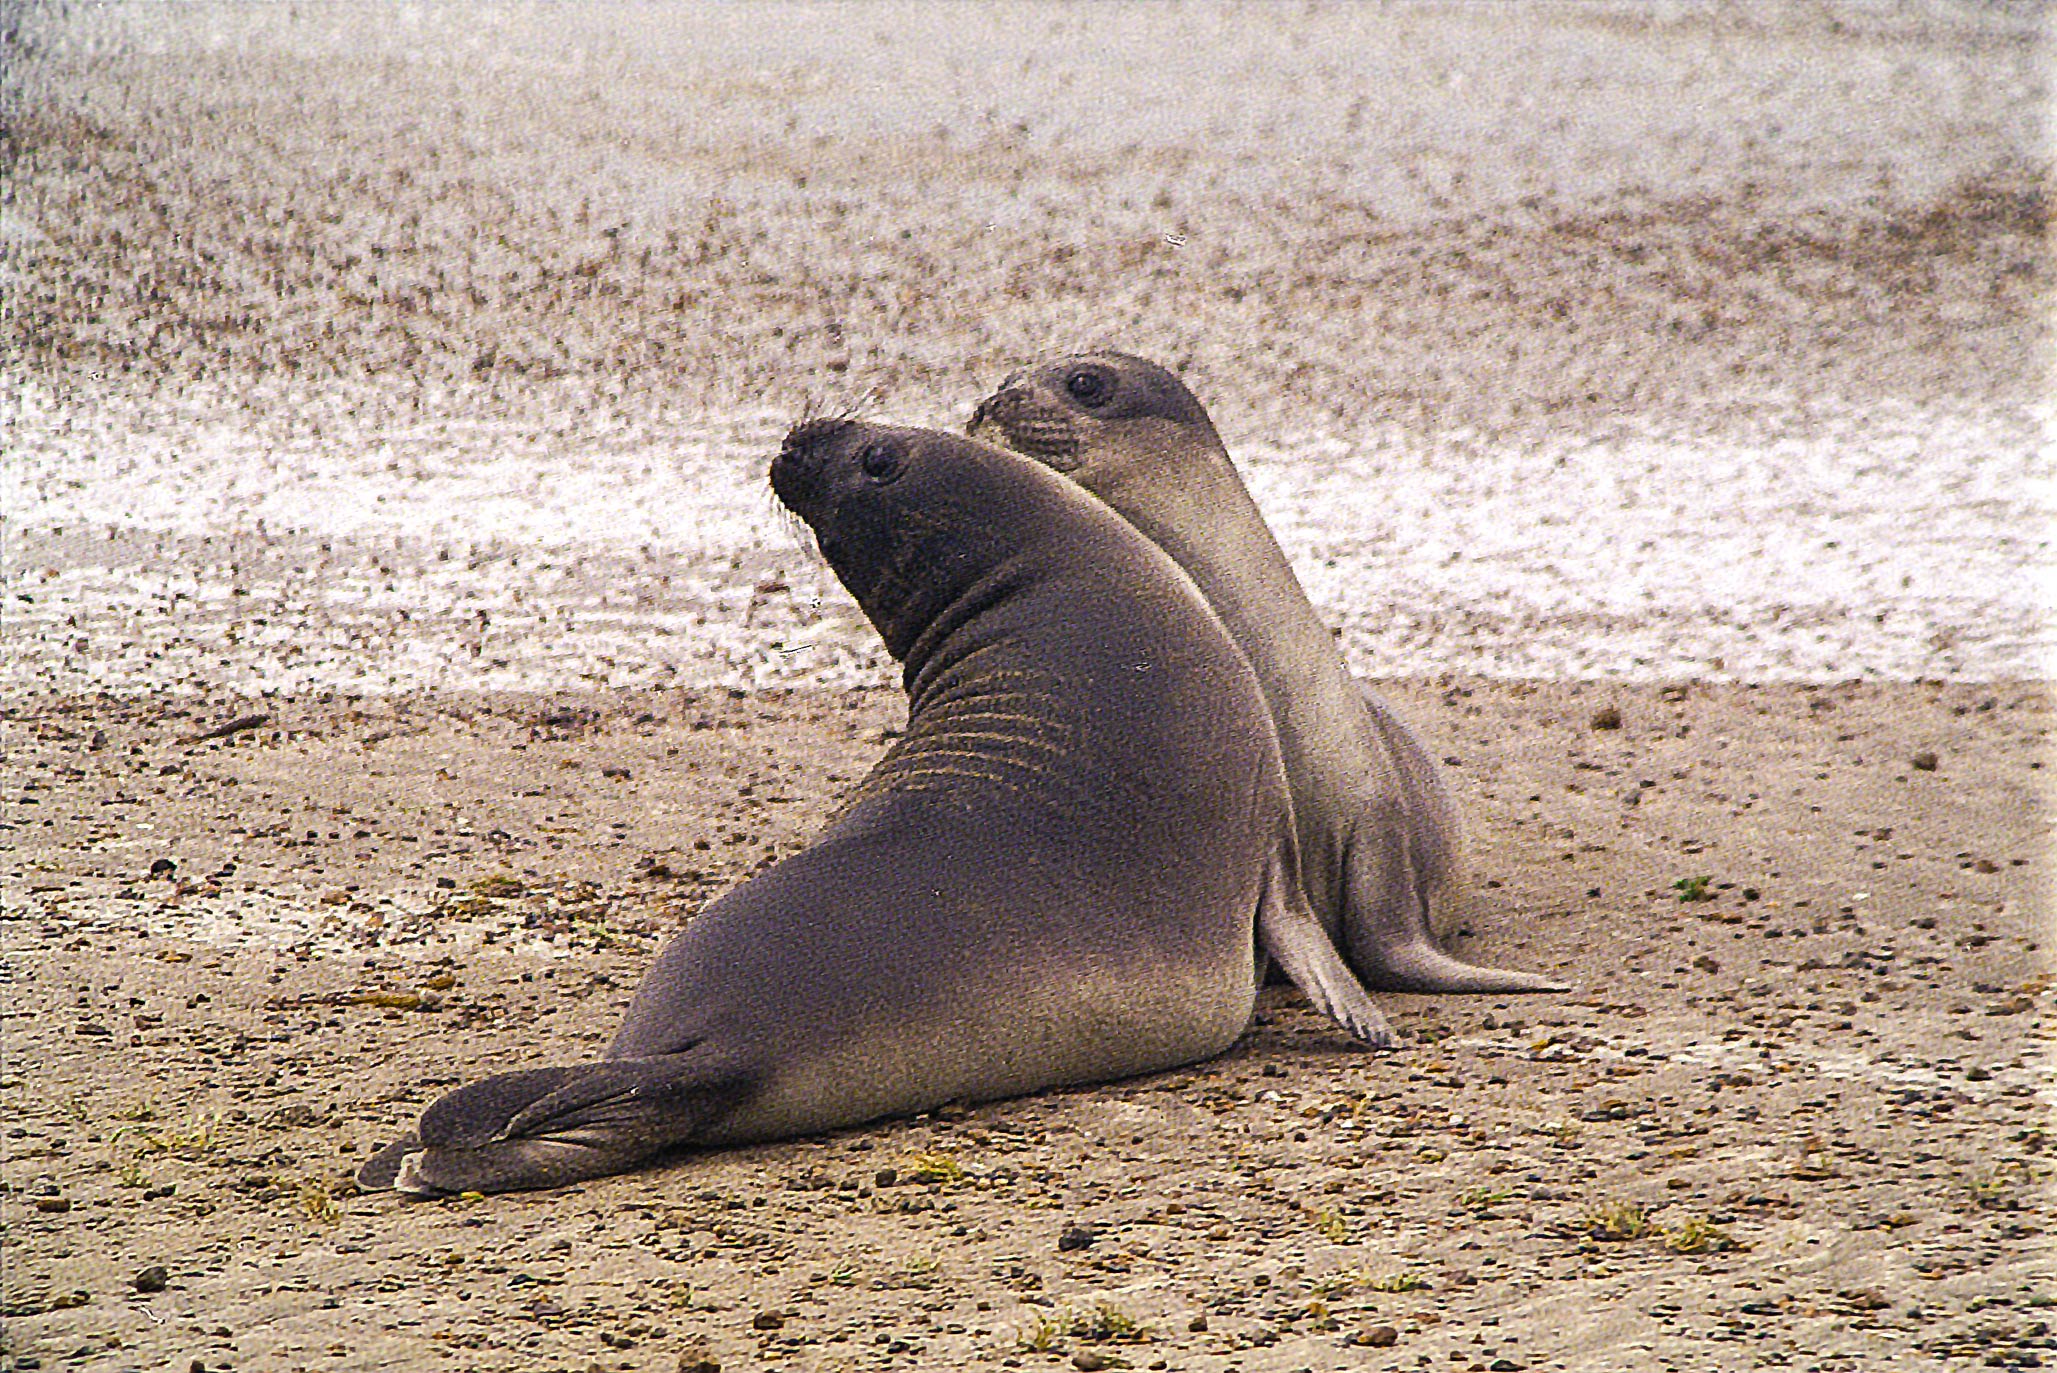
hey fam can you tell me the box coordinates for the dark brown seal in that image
[356,419,1389,1197]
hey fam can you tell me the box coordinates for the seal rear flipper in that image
[355,1065,586,1195]
[1256,832,1396,1048]
[1341,825,1568,995]
[355,1129,421,1192]
[382,1054,755,1197]
[1355,679,1464,941]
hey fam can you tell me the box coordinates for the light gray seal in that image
[970,353,1564,995]
[356,418,1389,1197]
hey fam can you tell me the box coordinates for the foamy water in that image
[6,379,2047,694]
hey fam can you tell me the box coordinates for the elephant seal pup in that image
[357,419,1389,1197]
[970,353,1563,995]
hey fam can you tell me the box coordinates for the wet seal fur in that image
[357,419,1389,1197]
[971,353,1564,996]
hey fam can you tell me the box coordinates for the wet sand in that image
[6,2,2049,692]
[2,3,2051,1371]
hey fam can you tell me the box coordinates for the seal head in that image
[772,417,1012,665]
[969,357,1220,472]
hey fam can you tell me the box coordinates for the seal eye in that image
[859,442,902,483]
[1064,368,1112,408]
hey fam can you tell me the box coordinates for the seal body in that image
[357,419,1387,1197]
[970,354,1563,996]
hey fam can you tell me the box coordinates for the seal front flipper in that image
[1342,823,1568,995]
[371,1054,754,1197]
[1256,834,1396,1048]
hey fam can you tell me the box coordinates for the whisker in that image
[758,483,822,565]
[833,389,882,423]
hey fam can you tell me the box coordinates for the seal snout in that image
[772,417,855,512]
[967,387,1082,471]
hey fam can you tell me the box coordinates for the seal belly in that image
[705,913,1257,1145]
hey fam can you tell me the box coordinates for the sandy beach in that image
[2,3,2051,1370]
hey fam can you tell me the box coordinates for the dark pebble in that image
[134,1265,170,1293]
[1360,1325,1399,1347]
[1057,1223,1097,1252]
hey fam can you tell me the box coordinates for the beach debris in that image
[178,713,271,746]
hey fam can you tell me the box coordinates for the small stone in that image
[134,1265,170,1293]
[873,1167,897,1188]
[1590,706,1622,731]
[752,1312,784,1331]
[149,857,177,877]
[1187,1315,1208,1332]
[1073,1354,1109,1372]
[1359,1324,1399,1347]
[1911,751,1938,771]
[1619,786,1642,807]
[1057,1223,1097,1252]
[35,1197,71,1213]
[675,1347,721,1373]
